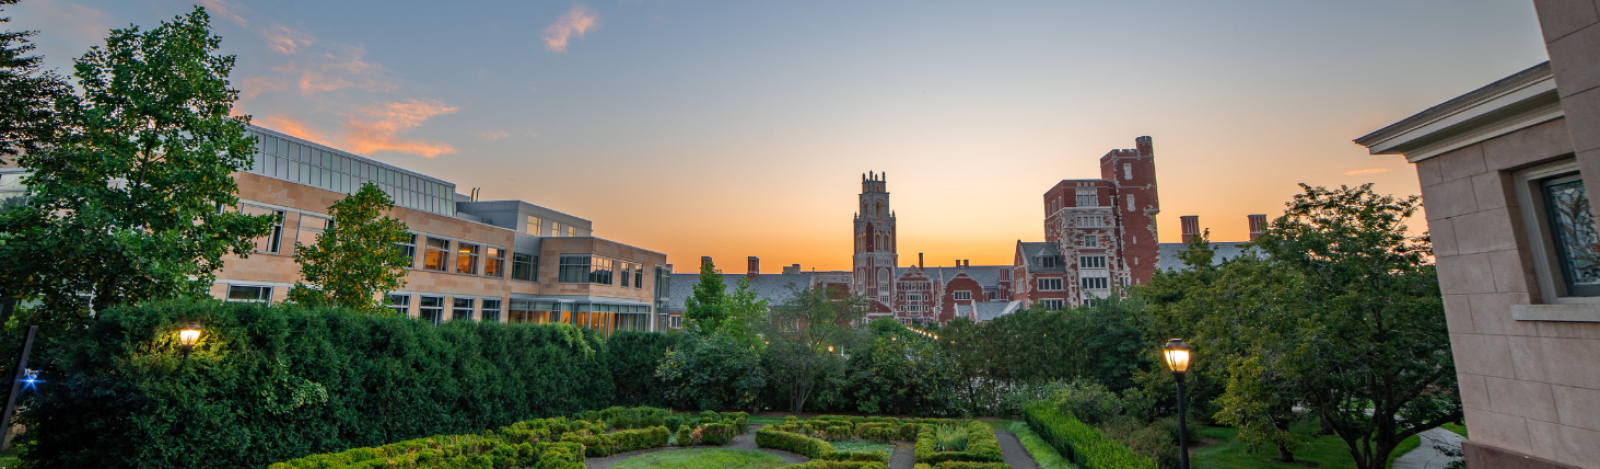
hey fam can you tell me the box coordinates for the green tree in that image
[761,285,865,414]
[655,329,766,411]
[0,7,272,327]
[287,183,412,312]
[0,0,69,164]
[722,276,768,344]
[842,317,953,415]
[682,260,728,333]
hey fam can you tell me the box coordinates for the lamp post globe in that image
[1164,338,1193,469]
[179,322,202,362]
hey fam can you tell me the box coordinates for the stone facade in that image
[1353,3,1600,466]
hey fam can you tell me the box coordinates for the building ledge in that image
[1512,304,1600,322]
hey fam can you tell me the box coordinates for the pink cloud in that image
[339,100,460,158]
[255,115,333,146]
[1343,168,1391,175]
[195,0,248,27]
[264,24,315,54]
[476,131,510,141]
[543,5,597,52]
[274,46,400,94]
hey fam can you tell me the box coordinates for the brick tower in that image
[1101,136,1160,286]
[853,171,898,310]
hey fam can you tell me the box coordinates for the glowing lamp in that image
[179,322,202,361]
[827,345,834,353]
[1162,338,1191,377]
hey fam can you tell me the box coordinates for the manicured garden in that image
[611,449,789,469]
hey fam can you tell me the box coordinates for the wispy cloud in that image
[264,24,315,54]
[476,131,511,141]
[543,5,597,52]
[274,45,401,94]
[340,100,459,158]
[256,115,332,146]
[236,76,286,100]
[17,0,114,46]
[195,0,248,27]
[1344,168,1391,175]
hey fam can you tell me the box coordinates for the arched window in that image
[876,201,883,218]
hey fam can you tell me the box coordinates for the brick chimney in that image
[919,253,924,269]
[1248,214,1267,241]
[1180,215,1200,244]
[700,256,713,269]
[747,256,759,280]
[783,264,801,274]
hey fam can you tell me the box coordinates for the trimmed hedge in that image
[787,461,888,469]
[16,301,631,468]
[913,421,1003,465]
[756,428,835,459]
[930,463,1010,469]
[1024,402,1155,469]
[267,435,584,469]
[561,425,670,457]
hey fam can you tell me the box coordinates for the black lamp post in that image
[179,322,202,362]
[1163,338,1192,469]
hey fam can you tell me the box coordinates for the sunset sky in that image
[14,0,1551,272]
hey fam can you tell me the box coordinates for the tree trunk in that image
[1276,442,1295,463]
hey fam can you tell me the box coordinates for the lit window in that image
[481,299,502,323]
[954,291,972,300]
[526,216,542,236]
[394,234,416,268]
[589,257,615,285]
[551,221,563,237]
[388,294,410,315]
[1080,255,1106,269]
[512,253,537,281]
[457,243,480,274]
[453,298,475,321]
[568,226,577,237]
[423,238,450,271]
[419,296,444,325]
[226,285,271,303]
[484,247,505,277]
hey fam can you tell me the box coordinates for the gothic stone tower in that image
[854,171,898,310]
[1100,136,1160,286]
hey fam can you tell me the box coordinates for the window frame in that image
[242,205,285,253]
[419,296,445,326]
[953,291,972,301]
[453,298,475,321]
[423,238,450,271]
[481,299,502,323]
[457,242,481,275]
[484,246,505,278]
[512,253,537,282]
[226,285,272,303]
[388,294,411,315]
[1516,160,1600,303]
[395,233,417,268]
[559,254,591,283]
[1038,277,1063,291]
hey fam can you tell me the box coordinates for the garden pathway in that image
[1390,428,1466,469]
[583,425,809,469]
[994,430,1041,469]
[888,442,915,469]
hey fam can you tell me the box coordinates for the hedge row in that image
[267,435,584,469]
[756,428,835,459]
[913,463,1010,469]
[913,421,1003,465]
[561,426,670,457]
[768,415,939,442]
[788,461,888,469]
[18,301,636,468]
[1024,402,1155,469]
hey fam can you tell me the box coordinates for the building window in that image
[954,291,972,300]
[419,296,444,325]
[620,262,633,287]
[1039,299,1065,310]
[1127,194,1136,211]
[453,298,475,321]
[908,293,921,301]
[243,205,284,253]
[388,294,410,315]
[1082,277,1109,290]
[551,221,562,237]
[1084,236,1098,248]
[1038,278,1063,291]
[297,214,329,250]
[395,234,416,268]
[1518,161,1600,300]
[481,299,501,323]
[669,316,682,328]
[1123,163,1132,180]
[512,253,537,281]
[1039,255,1061,268]
[1075,188,1097,207]
[988,291,997,300]
[526,216,541,236]
[634,264,644,289]
[484,247,505,277]
[424,238,449,271]
[589,257,615,285]
[226,285,271,303]
[559,255,590,283]
[908,305,921,312]
[457,242,480,274]
[1080,255,1106,269]
[568,226,577,237]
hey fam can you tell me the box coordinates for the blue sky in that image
[11,0,1550,271]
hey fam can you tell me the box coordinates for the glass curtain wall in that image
[504,299,649,334]
[246,128,457,216]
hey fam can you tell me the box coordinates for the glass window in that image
[424,238,449,271]
[1040,299,1065,310]
[419,296,444,326]
[1081,277,1109,290]
[1038,278,1063,291]
[635,264,644,289]
[527,216,541,236]
[457,243,480,274]
[297,214,329,250]
[242,205,284,253]
[512,253,536,281]
[485,247,505,277]
[481,299,501,323]
[954,291,972,300]
[1080,255,1106,269]
[568,226,577,237]
[551,221,563,237]
[388,294,410,315]
[559,254,590,283]
[395,233,416,268]
[620,262,632,287]
[453,298,474,321]
[1075,187,1098,207]
[1542,175,1600,296]
[1084,236,1098,248]
[226,285,271,303]
[589,257,614,285]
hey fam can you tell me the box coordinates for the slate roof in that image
[907,265,1008,287]
[975,301,1022,321]
[1156,242,1254,272]
[1018,242,1065,273]
[665,273,813,311]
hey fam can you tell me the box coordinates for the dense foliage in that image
[17,300,619,468]
[0,0,70,165]
[288,183,413,312]
[1024,402,1156,469]
[762,285,866,413]
[0,7,272,329]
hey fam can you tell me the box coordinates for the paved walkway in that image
[1390,428,1465,469]
[583,425,1044,469]
[995,430,1041,469]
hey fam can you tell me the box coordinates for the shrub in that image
[674,425,693,446]
[16,300,618,469]
[269,436,583,469]
[786,461,888,469]
[1008,421,1073,469]
[913,421,1003,465]
[1025,402,1155,469]
[700,423,737,445]
[824,450,891,463]
[756,428,835,459]
[931,463,1010,469]
[562,425,670,457]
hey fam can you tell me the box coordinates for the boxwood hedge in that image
[1023,402,1155,469]
[12,300,644,469]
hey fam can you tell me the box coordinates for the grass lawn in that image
[830,440,895,456]
[747,415,788,426]
[1195,426,1359,469]
[611,449,789,469]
